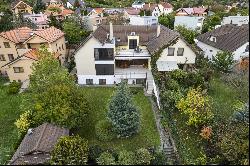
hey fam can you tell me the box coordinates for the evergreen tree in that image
[107,82,140,137]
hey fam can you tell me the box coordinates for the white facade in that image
[130,16,158,25]
[157,38,196,71]
[132,1,145,9]
[196,40,249,61]
[174,16,204,32]
[222,15,249,26]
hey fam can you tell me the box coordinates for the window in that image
[168,47,175,56]
[177,48,184,56]
[16,44,26,49]
[4,42,10,48]
[86,79,93,85]
[95,64,114,75]
[99,79,106,85]
[13,67,24,73]
[27,43,31,49]
[94,48,114,60]
[8,54,14,61]
[136,79,145,85]
[129,39,137,49]
[0,54,6,61]
[62,44,64,50]
[209,50,213,52]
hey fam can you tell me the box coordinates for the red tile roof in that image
[160,2,173,8]
[125,7,140,15]
[23,49,61,60]
[61,9,74,16]
[94,8,104,14]
[193,7,207,14]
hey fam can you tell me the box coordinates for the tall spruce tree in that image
[107,82,140,137]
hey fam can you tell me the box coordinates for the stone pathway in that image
[149,97,179,163]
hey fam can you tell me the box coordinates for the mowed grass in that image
[74,87,160,151]
[0,78,22,164]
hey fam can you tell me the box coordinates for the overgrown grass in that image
[74,87,160,151]
[0,77,23,164]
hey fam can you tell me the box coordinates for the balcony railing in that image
[115,72,147,79]
[115,49,150,58]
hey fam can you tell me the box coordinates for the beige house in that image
[0,26,66,82]
[74,23,197,94]
[11,0,33,15]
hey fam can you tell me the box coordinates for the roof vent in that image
[28,128,33,135]
[131,32,136,36]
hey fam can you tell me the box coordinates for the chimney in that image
[157,24,160,37]
[109,22,113,41]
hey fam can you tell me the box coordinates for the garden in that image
[151,49,249,165]
[5,46,164,165]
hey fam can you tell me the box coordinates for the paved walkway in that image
[149,97,179,163]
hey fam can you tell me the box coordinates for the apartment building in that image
[74,23,196,94]
[0,27,66,82]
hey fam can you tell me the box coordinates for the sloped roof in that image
[92,24,179,55]
[177,7,207,15]
[11,0,32,9]
[143,3,158,11]
[160,2,173,8]
[197,24,249,52]
[9,123,69,165]
[94,8,104,14]
[124,7,140,15]
[0,27,64,44]
[61,8,74,16]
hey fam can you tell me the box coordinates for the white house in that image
[174,16,204,32]
[132,1,145,9]
[66,0,85,9]
[142,2,173,17]
[196,24,249,61]
[130,16,158,25]
[221,15,249,26]
[73,23,196,94]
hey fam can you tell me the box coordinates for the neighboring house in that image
[45,4,74,20]
[42,0,63,6]
[176,7,207,16]
[221,15,249,26]
[130,16,158,25]
[87,8,105,17]
[82,15,107,31]
[132,1,145,9]
[174,16,204,32]
[23,13,49,29]
[66,0,85,9]
[104,8,124,15]
[196,24,249,61]
[124,7,141,19]
[9,123,69,165]
[142,2,173,17]
[0,27,66,82]
[11,0,33,15]
[73,23,196,94]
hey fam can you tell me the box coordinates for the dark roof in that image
[9,123,69,165]
[68,0,85,7]
[92,25,179,55]
[197,24,249,52]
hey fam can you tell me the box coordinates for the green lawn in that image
[0,78,23,164]
[74,87,160,151]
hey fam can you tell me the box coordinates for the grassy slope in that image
[0,78,22,164]
[75,87,160,151]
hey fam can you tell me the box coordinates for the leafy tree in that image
[15,110,33,135]
[212,51,234,73]
[73,0,81,8]
[48,15,62,29]
[176,87,213,127]
[0,9,14,32]
[19,46,89,129]
[105,13,129,25]
[135,148,153,165]
[118,150,135,165]
[95,119,115,141]
[175,25,198,44]
[50,135,88,165]
[97,152,116,165]
[151,151,169,165]
[33,0,46,14]
[107,81,140,137]
[62,17,89,44]
[139,10,151,16]
[202,15,221,33]
[159,13,175,30]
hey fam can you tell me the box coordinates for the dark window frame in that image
[94,48,114,61]
[8,54,14,61]
[177,48,184,56]
[13,67,24,73]
[168,47,175,56]
[3,42,10,48]
[86,79,93,85]
[95,64,114,75]
[129,39,138,49]
[99,79,106,85]
[0,54,6,61]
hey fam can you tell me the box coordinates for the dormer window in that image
[130,32,136,36]
[210,36,216,42]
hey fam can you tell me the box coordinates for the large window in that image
[168,47,175,56]
[129,39,137,49]
[0,54,6,61]
[95,64,114,75]
[13,67,24,73]
[177,48,184,56]
[8,54,14,61]
[94,48,114,60]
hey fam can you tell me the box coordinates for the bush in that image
[88,145,104,161]
[176,87,213,127]
[15,110,33,135]
[95,119,115,141]
[212,51,234,73]
[129,87,141,95]
[50,135,88,165]
[97,152,116,165]
[135,148,154,165]
[151,151,169,165]
[118,150,135,165]
[7,81,21,94]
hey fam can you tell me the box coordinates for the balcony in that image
[115,65,148,79]
[115,48,150,60]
